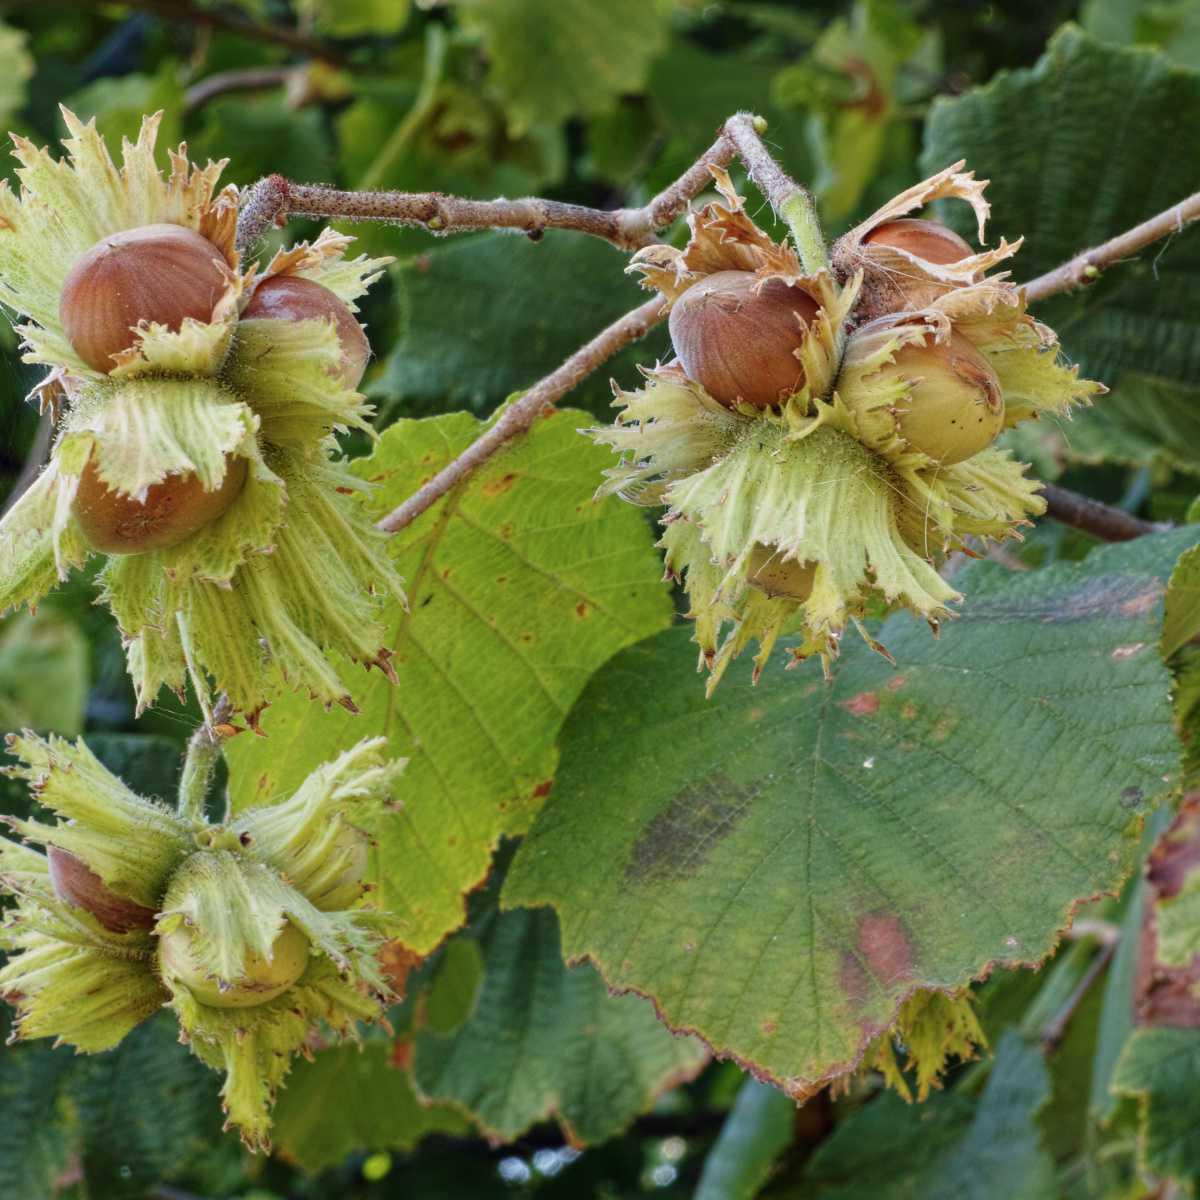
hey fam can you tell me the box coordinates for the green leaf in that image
[63,63,183,150]
[0,20,33,131]
[801,1032,1055,1199]
[373,231,669,423]
[272,1041,470,1174]
[452,0,671,134]
[225,408,673,955]
[694,1078,794,1200]
[71,1016,224,1194]
[1090,863,1156,1122]
[1113,1026,1200,1185]
[921,27,1200,469]
[643,42,812,200]
[0,1015,224,1200]
[307,0,409,36]
[413,906,708,1144]
[0,609,88,734]
[334,34,566,260]
[1082,0,1200,68]
[0,1041,74,1200]
[1039,376,1200,476]
[1164,541,1200,657]
[505,529,1197,1092]
[425,937,485,1034]
[192,94,333,189]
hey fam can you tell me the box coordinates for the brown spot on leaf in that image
[575,601,590,618]
[886,675,907,691]
[842,691,880,716]
[761,1020,778,1037]
[901,702,917,720]
[532,779,554,800]
[482,472,519,497]
[840,912,915,1009]
[625,772,760,884]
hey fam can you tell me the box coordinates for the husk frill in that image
[0,109,405,721]
[0,731,406,1150]
[591,165,1102,688]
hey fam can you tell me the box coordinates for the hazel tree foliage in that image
[0,5,1199,1198]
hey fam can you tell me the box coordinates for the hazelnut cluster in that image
[0,110,404,722]
[0,732,405,1150]
[592,164,1101,689]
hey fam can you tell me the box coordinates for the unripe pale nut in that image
[47,846,157,934]
[242,275,370,388]
[59,224,227,372]
[862,218,974,266]
[73,453,248,555]
[882,331,1004,465]
[158,919,310,1009]
[668,270,820,409]
[746,544,816,601]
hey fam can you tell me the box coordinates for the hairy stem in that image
[1039,483,1169,542]
[1023,189,1200,302]
[177,696,231,823]
[724,112,828,272]
[375,297,666,533]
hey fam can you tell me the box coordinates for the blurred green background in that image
[1,1,1199,1196]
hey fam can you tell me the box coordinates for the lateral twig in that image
[375,297,666,533]
[1039,483,1169,542]
[184,65,295,112]
[1023,190,1200,302]
[1041,940,1116,1052]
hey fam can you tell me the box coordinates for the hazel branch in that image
[184,65,295,113]
[54,0,348,64]
[1039,483,1169,542]
[1023,189,1200,302]
[723,111,828,273]
[235,132,735,256]
[375,297,667,533]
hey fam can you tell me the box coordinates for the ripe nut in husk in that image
[59,223,227,372]
[47,846,156,934]
[880,330,1004,465]
[242,276,371,388]
[73,453,248,555]
[863,218,974,267]
[158,919,310,1009]
[668,270,820,409]
[746,544,816,602]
